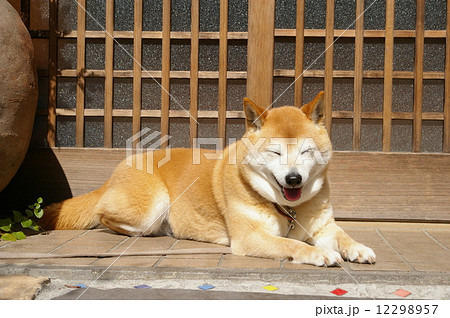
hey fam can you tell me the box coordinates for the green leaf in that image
[37,197,43,204]
[0,225,11,232]
[12,231,26,240]
[28,205,34,210]
[13,210,25,223]
[21,219,33,228]
[34,203,41,210]
[25,209,33,217]
[0,218,12,232]
[34,208,44,219]
[26,219,41,232]
[0,218,12,225]
[1,233,16,241]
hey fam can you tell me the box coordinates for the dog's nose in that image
[285,172,302,187]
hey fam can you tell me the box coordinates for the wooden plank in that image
[218,0,229,149]
[413,0,425,152]
[133,0,143,145]
[294,0,305,107]
[161,0,171,148]
[444,1,450,153]
[382,0,394,152]
[190,0,200,148]
[328,152,450,222]
[47,0,58,147]
[104,0,114,147]
[246,0,275,108]
[75,0,86,147]
[0,148,126,210]
[353,0,364,151]
[2,149,449,222]
[324,0,334,133]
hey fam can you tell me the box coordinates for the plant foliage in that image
[0,198,45,241]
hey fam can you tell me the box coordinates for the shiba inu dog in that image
[41,91,375,266]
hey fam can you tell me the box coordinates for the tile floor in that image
[0,222,449,274]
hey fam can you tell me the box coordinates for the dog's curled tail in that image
[39,184,107,231]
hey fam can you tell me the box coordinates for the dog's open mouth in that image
[274,176,302,201]
[283,187,302,201]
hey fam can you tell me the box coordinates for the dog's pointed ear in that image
[300,91,325,125]
[243,98,267,131]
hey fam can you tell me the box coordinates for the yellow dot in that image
[262,285,279,291]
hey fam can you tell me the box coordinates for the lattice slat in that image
[353,0,364,151]
[104,0,114,148]
[47,0,58,147]
[160,0,171,149]
[413,0,425,153]
[133,0,143,146]
[382,0,395,152]
[29,0,446,153]
[324,0,334,133]
[36,108,445,121]
[46,29,447,40]
[294,0,305,108]
[75,0,86,147]
[218,0,229,148]
[190,0,200,147]
[445,1,450,153]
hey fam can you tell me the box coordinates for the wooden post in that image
[246,0,275,108]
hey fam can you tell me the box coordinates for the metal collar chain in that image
[274,204,297,237]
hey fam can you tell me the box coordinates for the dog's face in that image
[240,92,332,206]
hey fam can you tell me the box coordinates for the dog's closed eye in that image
[267,149,281,156]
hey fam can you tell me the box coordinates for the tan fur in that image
[40,91,376,266]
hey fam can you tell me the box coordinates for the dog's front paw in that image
[294,247,343,267]
[341,243,376,264]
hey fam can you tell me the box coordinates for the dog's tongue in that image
[283,187,302,201]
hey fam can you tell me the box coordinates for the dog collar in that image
[274,204,296,220]
[274,204,297,237]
